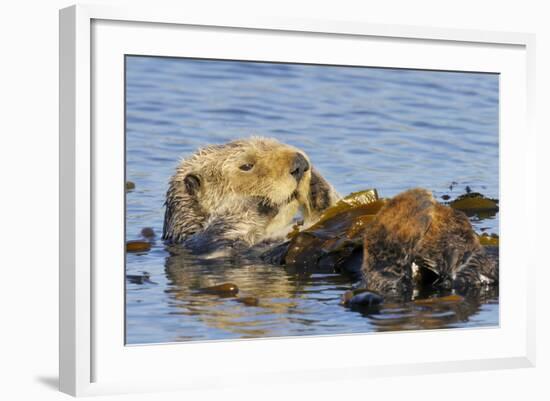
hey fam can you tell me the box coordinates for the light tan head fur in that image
[162,137,339,249]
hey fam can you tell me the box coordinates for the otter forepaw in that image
[306,168,340,219]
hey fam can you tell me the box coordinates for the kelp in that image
[235,296,260,306]
[448,192,499,217]
[197,283,240,296]
[478,233,499,246]
[126,272,155,285]
[126,240,151,253]
[413,294,464,305]
[263,189,384,278]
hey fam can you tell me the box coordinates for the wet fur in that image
[162,137,339,251]
[361,188,498,295]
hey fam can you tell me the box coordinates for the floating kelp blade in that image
[264,189,384,279]
[339,189,379,207]
[478,233,499,246]
[198,283,239,296]
[313,188,380,224]
[235,297,260,306]
[413,294,464,305]
[126,240,151,253]
[449,192,499,217]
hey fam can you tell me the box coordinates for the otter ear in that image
[308,168,339,214]
[184,174,201,195]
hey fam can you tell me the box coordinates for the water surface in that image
[125,56,499,344]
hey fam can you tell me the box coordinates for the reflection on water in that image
[365,288,499,332]
[125,56,499,344]
[161,248,498,342]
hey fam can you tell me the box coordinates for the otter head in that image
[162,137,339,247]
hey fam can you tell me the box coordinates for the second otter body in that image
[358,188,498,298]
[162,137,339,253]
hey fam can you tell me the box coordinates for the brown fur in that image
[162,137,339,252]
[361,188,498,295]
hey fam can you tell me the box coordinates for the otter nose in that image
[290,153,309,181]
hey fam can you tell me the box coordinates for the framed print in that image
[59,4,536,397]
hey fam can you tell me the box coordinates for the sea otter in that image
[162,137,340,253]
[343,188,499,306]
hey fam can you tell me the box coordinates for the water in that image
[125,56,499,344]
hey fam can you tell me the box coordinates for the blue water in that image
[125,56,499,344]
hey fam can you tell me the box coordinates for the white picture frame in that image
[59,4,536,397]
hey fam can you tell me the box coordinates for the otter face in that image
[220,138,311,208]
[163,137,339,247]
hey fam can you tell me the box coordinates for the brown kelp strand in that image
[448,192,499,217]
[126,240,151,253]
[198,283,239,296]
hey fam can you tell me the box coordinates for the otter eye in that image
[239,163,254,171]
